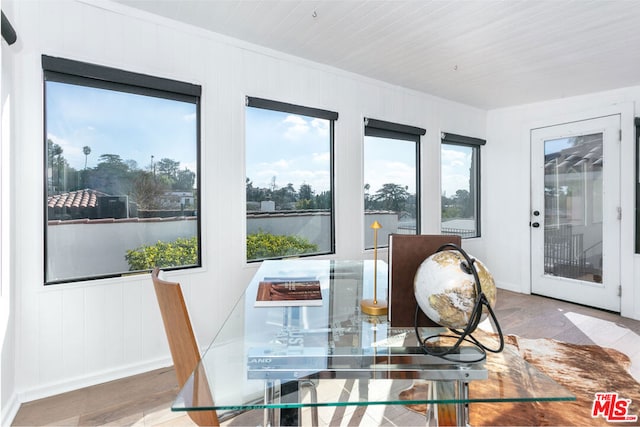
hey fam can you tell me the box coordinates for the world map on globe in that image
[414,250,496,329]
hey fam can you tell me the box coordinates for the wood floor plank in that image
[78,389,177,426]
[11,390,87,426]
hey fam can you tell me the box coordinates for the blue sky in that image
[544,137,572,155]
[246,107,331,193]
[47,81,469,197]
[247,107,428,197]
[441,144,472,197]
[46,81,198,174]
[363,136,416,194]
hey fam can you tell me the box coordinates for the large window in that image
[440,132,485,239]
[245,97,336,262]
[363,118,424,249]
[43,56,201,284]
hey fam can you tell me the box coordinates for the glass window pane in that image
[364,135,418,249]
[441,143,479,238]
[45,80,200,284]
[543,133,603,283]
[245,106,333,261]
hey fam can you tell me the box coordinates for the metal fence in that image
[441,227,477,239]
[544,224,586,279]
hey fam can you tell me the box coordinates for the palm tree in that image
[83,146,91,170]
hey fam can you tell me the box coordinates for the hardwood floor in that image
[11,289,640,426]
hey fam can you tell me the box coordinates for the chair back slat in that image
[151,268,219,426]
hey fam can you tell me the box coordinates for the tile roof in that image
[47,189,108,209]
[544,138,603,170]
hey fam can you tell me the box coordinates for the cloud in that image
[365,160,416,194]
[441,146,472,196]
[183,112,197,122]
[283,115,310,140]
[311,118,328,136]
[312,151,330,164]
[441,147,469,166]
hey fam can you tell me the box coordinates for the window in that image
[440,132,485,239]
[363,118,424,249]
[245,97,337,262]
[43,56,201,284]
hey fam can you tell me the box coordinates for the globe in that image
[414,249,497,330]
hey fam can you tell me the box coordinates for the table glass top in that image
[173,260,574,411]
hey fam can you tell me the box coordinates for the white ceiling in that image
[114,0,640,109]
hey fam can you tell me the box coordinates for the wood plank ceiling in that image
[114,0,640,109]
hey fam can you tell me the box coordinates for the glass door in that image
[531,115,620,311]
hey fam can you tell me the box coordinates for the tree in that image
[454,189,472,217]
[131,170,167,209]
[272,183,297,208]
[363,183,373,210]
[89,154,131,195]
[157,158,180,180]
[299,183,313,201]
[315,191,332,210]
[47,139,64,192]
[82,146,91,170]
[296,183,315,209]
[175,168,195,190]
[373,183,410,212]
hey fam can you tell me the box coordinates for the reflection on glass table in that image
[173,260,574,426]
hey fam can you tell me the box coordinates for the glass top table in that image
[173,259,574,425]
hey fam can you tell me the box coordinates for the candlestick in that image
[361,220,388,316]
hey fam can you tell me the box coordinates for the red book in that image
[255,279,323,307]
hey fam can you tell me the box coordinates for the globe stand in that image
[361,221,387,316]
[414,243,504,362]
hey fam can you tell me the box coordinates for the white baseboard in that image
[1,391,20,427]
[495,280,527,294]
[16,357,172,406]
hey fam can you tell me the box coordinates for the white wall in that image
[2,0,487,409]
[1,0,18,422]
[484,89,638,320]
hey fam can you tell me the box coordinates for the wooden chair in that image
[152,268,318,426]
[151,268,219,427]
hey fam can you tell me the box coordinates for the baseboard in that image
[495,280,527,294]
[1,392,20,427]
[16,356,172,405]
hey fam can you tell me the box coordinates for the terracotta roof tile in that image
[47,189,107,209]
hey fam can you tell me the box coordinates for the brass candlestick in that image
[361,220,388,316]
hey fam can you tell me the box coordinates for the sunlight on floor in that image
[478,317,496,333]
[563,311,640,381]
[312,379,396,426]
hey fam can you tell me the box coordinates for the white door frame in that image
[521,103,635,318]
[530,115,620,311]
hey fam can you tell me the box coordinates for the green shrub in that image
[125,236,198,270]
[126,232,319,269]
[247,231,318,260]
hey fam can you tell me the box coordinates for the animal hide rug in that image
[399,334,640,426]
